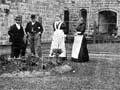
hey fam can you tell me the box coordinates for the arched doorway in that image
[98,10,117,36]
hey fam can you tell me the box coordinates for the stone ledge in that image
[89,53,120,58]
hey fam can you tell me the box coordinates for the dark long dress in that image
[71,23,89,62]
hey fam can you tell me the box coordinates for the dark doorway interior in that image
[64,10,69,34]
[98,11,117,36]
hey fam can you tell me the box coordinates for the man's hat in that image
[31,14,36,19]
[15,15,22,21]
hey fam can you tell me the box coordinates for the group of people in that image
[8,14,89,63]
[8,14,43,58]
[49,17,89,62]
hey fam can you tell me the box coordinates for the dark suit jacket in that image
[25,21,43,34]
[8,24,24,47]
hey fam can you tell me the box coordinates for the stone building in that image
[0,0,120,42]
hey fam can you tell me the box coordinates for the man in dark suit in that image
[8,15,26,58]
[25,14,43,57]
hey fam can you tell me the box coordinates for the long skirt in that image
[71,35,89,62]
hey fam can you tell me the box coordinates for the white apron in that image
[49,30,66,57]
[71,35,83,59]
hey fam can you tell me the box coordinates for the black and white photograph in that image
[0,0,120,90]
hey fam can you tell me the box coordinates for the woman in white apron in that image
[71,17,89,62]
[49,21,66,61]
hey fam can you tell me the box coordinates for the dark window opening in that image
[64,10,69,34]
[80,9,87,24]
[1,0,5,4]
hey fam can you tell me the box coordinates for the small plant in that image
[51,49,62,57]
[0,54,10,66]
[51,48,62,65]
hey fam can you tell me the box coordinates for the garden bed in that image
[0,54,72,76]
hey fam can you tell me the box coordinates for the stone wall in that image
[1,0,120,43]
[91,0,120,35]
[0,0,65,42]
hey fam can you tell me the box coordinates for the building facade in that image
[0,0,120,42]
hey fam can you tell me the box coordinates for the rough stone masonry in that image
[0,0,120,42]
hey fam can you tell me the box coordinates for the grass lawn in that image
[0,56,120,90]
[0,43,120,90]
[87,43,120,54]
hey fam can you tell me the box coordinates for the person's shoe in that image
[71,58,79,62]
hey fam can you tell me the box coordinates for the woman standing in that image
[71,17,89,62]
[49,21,66,60]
